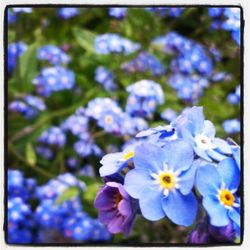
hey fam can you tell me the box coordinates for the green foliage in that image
[55,186,80,205]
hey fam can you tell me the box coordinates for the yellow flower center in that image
[158,172,176,190]
[113,192,122,208]
[219,189,235,207]
[123,151,134,161]
[104,115,113,124]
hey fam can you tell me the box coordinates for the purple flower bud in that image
[94,182,136,236]
[208,223,235,242]
[187,221,211,244]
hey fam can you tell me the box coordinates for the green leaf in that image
[55,186,79,205]
[73,27,96,53]
[25,143,36,165]
[19,43,39,91]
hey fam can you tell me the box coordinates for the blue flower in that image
[38,126,66,147]
[173,106,232,162]
[161,108,178,122]
[32,66,75,97]
[124,141,198,226]
[196,160,240,227]
[125,80,164,117]
[94,33,140,55]
[108,8,127,19]
[8,42,27,73]
[99,143,139,177]
[37,45,70,65]
[95,66,117,91]
[57,8,79,19]
[121,52,166,76]
[223,119,240,134]
[12,8,32,13]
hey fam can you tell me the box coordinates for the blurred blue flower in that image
[94,33,140,55]
[95,66,117,91]
[227,85,240,105]
[57,8,79,19]
[12,8,32,13]
[8,42,27,73]
[124,141,198,226]
[196,162,240,227]
[125,80,164,117]
[223,119,240,134]
[74,139,102,158]
[37,45,71,65]
[38,126,66,147]
[32,66,75,96]
[36,146,54,160]
[8,9,16,24]
[161,108,178,122]
[121,52,166,76]
[108,8,127,19]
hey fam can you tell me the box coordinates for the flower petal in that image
[188,106,204,134]
[194,145,212,162]
[133,143,165,172]
[228,208,240,227]
[162,139,194,172]
[203,120,216,139]
[139,186,165,221]
[179,160,199,195]
[124,169,155,199]
[196,164,222,196]
[217,158,240,190]
[203,195,229,227]
[161,191,198,226]
[213,138,232,155]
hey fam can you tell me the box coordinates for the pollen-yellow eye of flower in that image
[113,192,122,208]
[123,151,134,160]
[105,115,113,124]
[158,172,176,190]
[219,189,235,207]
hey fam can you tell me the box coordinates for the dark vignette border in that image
[3,3,244,247]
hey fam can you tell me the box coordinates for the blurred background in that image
[6,6,241,244]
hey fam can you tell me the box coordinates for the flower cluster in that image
[95,66,117,91]
[94,33,140,55]
[85,97,148,135]
[208,7,240,46]
[125,80,164,117]
[7,169,111,243]
[95,106,241,242]
[32,66,75,96]
[37,45,71,65]
[153,32,214,103]
[121,52,166,76]
[9,95,46,119]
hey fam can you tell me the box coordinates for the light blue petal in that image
[179,160,199,195]
[203,195,229,226]
[124,169,155,199]
[136,128,157,138]
[188,106,204,134]
[162,140,194,172]
[217,158,240,190]
[206,149,227,162]
[213,138,232,155]
[161,191,198,226]
[196,164,221,196]
[203,120,216,139]
[99,152,124,176]
[139,186,165,221]
[228,208,240,227]
[133,143,165,172]
[194,146,212,162]
[232,146,240,169]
